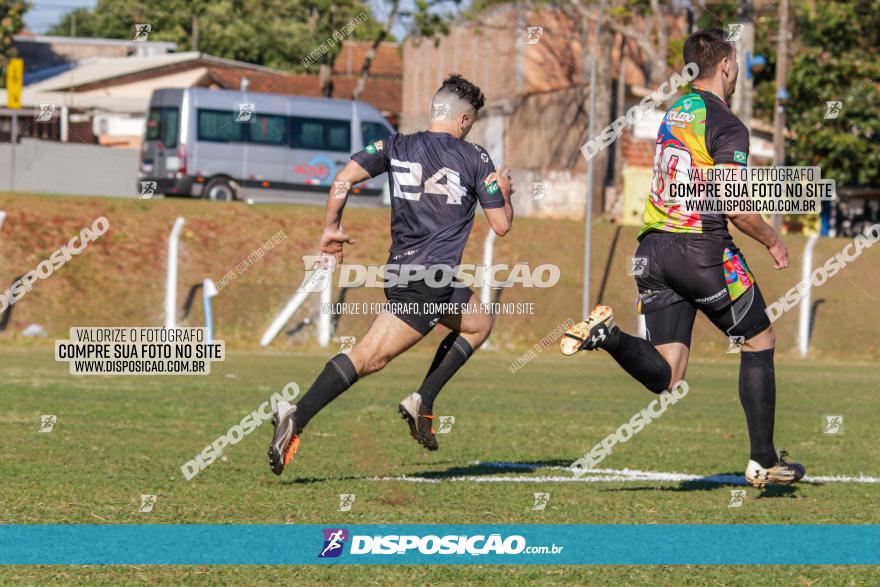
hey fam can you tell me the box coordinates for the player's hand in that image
[320,228,355,264]
[768,239,789,269]
[497,167,515,198]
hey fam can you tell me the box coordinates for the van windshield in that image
[146,107,179,148]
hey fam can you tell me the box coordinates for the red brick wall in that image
[621,130,655,168]
[402,6,519,131]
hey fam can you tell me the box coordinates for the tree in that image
[782,0,880,186]
[459,0,685,204]
[291,0,386,96]
[728,0,880,186]
[47,0,382,74]
[1,0,28,74]
[352,0,400,100]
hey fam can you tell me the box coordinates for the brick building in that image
[402,4,682,219]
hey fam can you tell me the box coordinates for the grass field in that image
[1,343,878,584]
[2,192,880,359]
[2,192,878,583]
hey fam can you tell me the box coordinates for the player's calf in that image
[267,353,359,476]
[461,310,493,350]
[398,330,476,451]
[561,305,672,394]
[350,349,392,377]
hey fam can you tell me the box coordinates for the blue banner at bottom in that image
[0,525,876,565]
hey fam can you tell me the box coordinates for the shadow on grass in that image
[281,460,814,498]
[281,475,364,485]
[405,459,576,480]
[279,459,574,484]
[599,476,809,497]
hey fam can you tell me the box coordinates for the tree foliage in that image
[701,1,879,186]
[1,0,29,72]
[47,0,385,73]
[782,0,880,186]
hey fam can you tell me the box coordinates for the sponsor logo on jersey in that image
[484,172,500,194]
[667,110,696,123]
[695,288,727,304]
[734,150,747,164]
[638,289,658,304]
[365,140,384,155]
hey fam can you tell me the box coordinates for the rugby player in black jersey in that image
[269,75,515,475]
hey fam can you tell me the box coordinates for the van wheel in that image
[204,177,236,201]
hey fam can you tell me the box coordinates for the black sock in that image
[294,354,359,430]
[739,349,777,468]
[603,331,671,394]
[417,331,474,412]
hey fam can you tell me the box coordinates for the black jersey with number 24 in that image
[351,131,505,267]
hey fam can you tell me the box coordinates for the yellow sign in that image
[6,58,23,109]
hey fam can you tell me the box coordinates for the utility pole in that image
[191,14,200,51]
[772,0,789,231]
[582,0,607,319]
[732,1,754,135]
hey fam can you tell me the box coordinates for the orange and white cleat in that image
[398,392,439,451]
[268,401,301,476]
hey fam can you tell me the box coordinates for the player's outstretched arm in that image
[483,167,515,236]
[727,213,790,269]
[320,160,371,263]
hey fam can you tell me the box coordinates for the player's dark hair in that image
[683,29,734,79]
[437,74,486,112]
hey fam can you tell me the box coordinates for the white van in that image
[138,88,394,203]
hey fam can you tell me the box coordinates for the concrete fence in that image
[0,139,599,218]
[0,139,139,197]
[511,169,589,219]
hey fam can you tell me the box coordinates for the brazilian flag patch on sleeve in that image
[734,150,747,164]
[484,172,500,194]
[365,140,384,155]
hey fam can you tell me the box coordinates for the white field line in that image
[365,461,880,485]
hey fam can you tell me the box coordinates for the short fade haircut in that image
[432,74,486,115]
[683,29,735,79]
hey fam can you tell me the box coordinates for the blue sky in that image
[21,0,458,38]
[24,0,96,34]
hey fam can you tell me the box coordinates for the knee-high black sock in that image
[294,354,359,430]
[739,349,777,468]
[416,331,474,412]
[603,330,671,394]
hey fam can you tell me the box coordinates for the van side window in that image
[197,109,244,143]
[146,107,179,148]
[290,117,351,152]
[249,113,287,145]
[362,121,391,146]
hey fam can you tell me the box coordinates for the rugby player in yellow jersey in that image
[562,29,804,488]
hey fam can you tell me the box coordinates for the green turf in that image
[1,345,877,583]
[1,565,878,586]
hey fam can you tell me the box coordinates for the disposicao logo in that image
[319,528,349,558]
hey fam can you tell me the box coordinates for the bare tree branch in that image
[352,0,400,100]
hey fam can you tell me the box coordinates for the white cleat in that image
[560,305,617,356]
[745,450,806,488]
